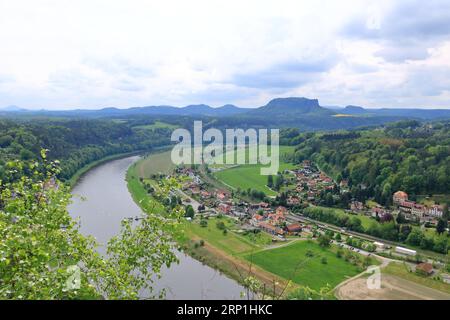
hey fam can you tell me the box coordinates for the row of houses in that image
[250,206,302,236]
[291,161,336,202]
[179,169,303,236]
[393,191,444,223]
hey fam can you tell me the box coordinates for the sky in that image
[0,0,450,110]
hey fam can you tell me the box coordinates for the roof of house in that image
[416,262,433,274]
[258,222,284,234]
[253,214,264,221]
[286,223,302,232]
[394,191,408,198]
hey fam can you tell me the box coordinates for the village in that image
[175,160,446,242]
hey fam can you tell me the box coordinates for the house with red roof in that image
[393,191,408,205]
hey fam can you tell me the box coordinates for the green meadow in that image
[132,121,178,131]
[245,241,364,291]
[135,150,175,177]
[213,145,296,196]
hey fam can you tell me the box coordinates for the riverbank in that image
[125,152,384,299]
[67,151,143,188]
[67,145,173,189]
[69,155,246,299]
[125,156,291,297]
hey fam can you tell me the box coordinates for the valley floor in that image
[126,149,449,300]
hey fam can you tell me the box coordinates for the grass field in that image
[132,121,178,131]
[245,241,363,290]
[213,145,296,196]
[183,216,268,256]
[383,262,450,294]
[215,163,295,195]
[126,161,166,214]
[135,150,175,178]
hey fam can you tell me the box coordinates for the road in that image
[287,213,445,263]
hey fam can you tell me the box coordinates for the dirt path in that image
[336,274,450,300]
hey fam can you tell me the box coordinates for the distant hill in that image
[0,105,27,112]
[2,97,450,131]
[326,105,450,120]
[249,97,334,116]
[9,104,249,118]
[342,105,366,114]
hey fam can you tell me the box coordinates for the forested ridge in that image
[283,120,450,204]
[0,118,173,181]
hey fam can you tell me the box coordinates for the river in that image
[67,155,246,299]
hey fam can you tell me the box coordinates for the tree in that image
[406,228,424,246]
[216,221,226,230]
[443,204,449,221]
[396,212,407,224]
[380,213,394,223]
[274,174,284,191]
[0,152,180,299]
[318,234,331,247]
[420,235,435,250]
[363,256,372,267]
[398,224,412,241]
[436,219,448,235]
[184,205,195,219]
[433,236,448,254]
[325,193,334,206]
[267,175,273,188]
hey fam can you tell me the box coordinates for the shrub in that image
[216,221,226,230]
[305,250,314,258]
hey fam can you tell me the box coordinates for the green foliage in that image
[0,153,180,299]
[303,207,364,233]
[267,175,273,188]
[216,221,226,230]
[318,234,331,247]
[287,121,450,199]
[436,219,447,234]
[184,205,195,218]
[0,118,171,182]
[286,285,333,300]
[304,206,447,254]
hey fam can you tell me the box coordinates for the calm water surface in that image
[68,156,245,299]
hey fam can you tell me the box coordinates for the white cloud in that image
[0,0,449,109]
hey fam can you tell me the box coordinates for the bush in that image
[318,234,331,247]
[321,257,328,264]
[305,250,314,257]
[216,221,226,230]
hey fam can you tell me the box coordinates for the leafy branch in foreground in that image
[0,150,181,299]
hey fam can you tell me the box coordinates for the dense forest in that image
[0,118,176,181]
[282,120,450,205]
